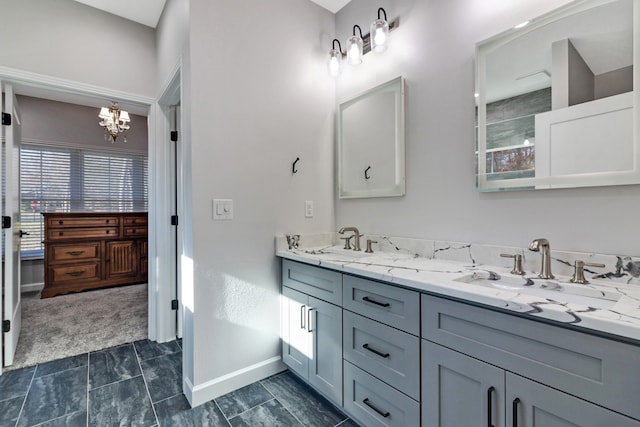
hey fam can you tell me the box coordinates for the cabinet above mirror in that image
[475,0,640,191]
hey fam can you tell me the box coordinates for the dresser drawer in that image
[48,262,100,283]
[282,259,342,305]
[47,216,119,228]
[47,227,120,240]
[344,361,420,427]
[124,216,147,226]
[421,294,640,420]
[124,226,147,237]
[343,310,420,399]
[49,243,100,262]
[343,275,420,335]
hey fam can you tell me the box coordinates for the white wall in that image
[0,0,156,97]
[334,0,640,256]
[185,0,336,403]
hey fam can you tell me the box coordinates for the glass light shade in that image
[328,49,343,77]
[99,107,110,119]
[370,18,390,53]
[347,35,363,65]
[119,110,130,122]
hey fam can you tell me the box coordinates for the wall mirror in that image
[476,0,639,191]
[338,76,405,198]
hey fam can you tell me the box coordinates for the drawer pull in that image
[66,250,85,256]
[512,398,521,427]
[66,271,85,277]
[59,232,64,236]
[307,308,314,333]
[363,398,390,418]
[58,220,64,225]
[487,386,495,427]
[300,305,306,330]
[130,229,136,233]
[362,343,390,358]
[362,296,390,308]
[106,230,110,234]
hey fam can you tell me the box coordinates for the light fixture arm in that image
[377,7,387,21]
[332,38,343,53]
[353,24,363,38]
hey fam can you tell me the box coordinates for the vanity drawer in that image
[49,243,100,262]
[421,294,640,420]
[343,310,420,399]
[282,259,342,305]
[343,275,420,335]
[344,361,420,427]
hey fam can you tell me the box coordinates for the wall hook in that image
[365,165,371,180]
[292,157,300,174]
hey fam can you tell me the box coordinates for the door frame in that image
[0,66,177,355]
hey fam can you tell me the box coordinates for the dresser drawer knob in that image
[362,343,390,358]
[66,271,85,277]
[362,296,390,308]
[106,230,110,234]
[59,232,64,236]
[58,220,64,225]
[106,219,110,224]
[66,250,85,256]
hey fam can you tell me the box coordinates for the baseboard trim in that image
[183,356,287,407]
[21,282,44,293]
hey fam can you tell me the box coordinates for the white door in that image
[2,82,22,369]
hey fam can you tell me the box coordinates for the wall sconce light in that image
[328,39,344,77]
[98,102,130,143]
[347,25,364,65]
[370,7,390,53]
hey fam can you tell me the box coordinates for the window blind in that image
[19,143,148,257]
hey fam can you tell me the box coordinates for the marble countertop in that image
[277,244,640,344]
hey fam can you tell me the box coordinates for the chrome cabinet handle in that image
[300,305,306,330]
[363,398,390,418]
[362,343,390,358]
[362,296,390,308]
[307,308,314,333]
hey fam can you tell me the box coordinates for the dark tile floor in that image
[0,339,359,427]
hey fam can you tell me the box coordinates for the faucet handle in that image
[365,239,378,253]
[570,260,605,285]
[500,253,525,275]
[340,236,353,250]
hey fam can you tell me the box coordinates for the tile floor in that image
[0,339,360,427]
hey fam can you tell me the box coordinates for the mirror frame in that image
[338,76,406,199]
[476,0,640,191]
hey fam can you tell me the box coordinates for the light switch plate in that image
[213,199,233,220]
[305,200,313,218]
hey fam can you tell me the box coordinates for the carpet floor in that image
[7,283,147,370]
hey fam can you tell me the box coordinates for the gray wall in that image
[334,0,640,256]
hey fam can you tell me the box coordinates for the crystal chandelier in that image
[98,102,131,143]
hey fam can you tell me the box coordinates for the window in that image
[20,143,148,257]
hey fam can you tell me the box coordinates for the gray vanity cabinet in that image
[281,260,343,405]
[421,294,640,425]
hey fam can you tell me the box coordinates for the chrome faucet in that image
[338,226,361,251]
[529,238,554,279]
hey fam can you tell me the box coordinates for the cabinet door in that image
[106,240,138,278]
[507,373,640,427]
[282,286,310,379]
[309,296,343,405]
[422,340,505,427]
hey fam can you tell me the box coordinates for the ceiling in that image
[72,0,352,27]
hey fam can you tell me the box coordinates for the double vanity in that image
[277,232,640,426]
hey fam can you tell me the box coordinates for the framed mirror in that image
[338,76,405,198]
[476,0,639,191]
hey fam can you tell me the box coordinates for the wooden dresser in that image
[42,212,148,298]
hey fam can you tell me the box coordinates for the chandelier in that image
[98,102,130,143]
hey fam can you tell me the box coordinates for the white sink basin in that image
[454,271,622,310]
